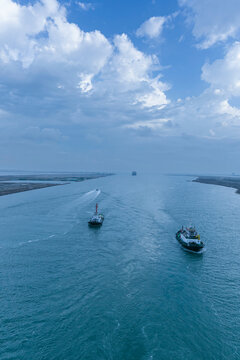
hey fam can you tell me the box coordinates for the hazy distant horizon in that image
[0,168,239,178]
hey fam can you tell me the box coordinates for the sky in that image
[1,0,240,173]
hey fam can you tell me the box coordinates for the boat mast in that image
[96,203,98,214]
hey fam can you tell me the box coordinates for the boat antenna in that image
[96,203,98,214]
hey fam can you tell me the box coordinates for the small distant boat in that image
[132,171,137,176]
[88,203,104,226]
[176,226,204,252]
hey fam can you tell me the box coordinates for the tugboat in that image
[88,203,104,226]
[176,226,204,252]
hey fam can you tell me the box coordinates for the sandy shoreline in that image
[193,176,240,194]
[0,173,112,196]
[0,182,61,196]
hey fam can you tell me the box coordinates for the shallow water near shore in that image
[1,174,240,359]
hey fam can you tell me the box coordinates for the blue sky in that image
[1,0,240,173]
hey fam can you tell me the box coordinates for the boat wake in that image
[5,189,103,250]
[81,189,101,200]
[18,238,41,246]
[18,234,57,247]
[51,189,101,218]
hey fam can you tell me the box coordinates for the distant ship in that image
[132,171,137,176]
[176,226,204,252]
[88,203,104,226]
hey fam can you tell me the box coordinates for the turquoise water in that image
[1,174,240,359]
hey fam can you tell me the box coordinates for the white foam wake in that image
[81,189,101,201]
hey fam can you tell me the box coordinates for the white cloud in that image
[170,41,240,136]
[3,0,240,142]
[94,34,170,109]
[161,89,240,138]
[77,73,93,93]
[179,0,240,48]
[202,42,240,97]
[77,2,94,11]
[160,39,240,138]
[3,2,240,172]
[0,0,173,151]
[0,1,169,111]
[124,118,172,130]
[110,34,156,86]
[0,0,61,67]
[136,76,169,109]
[0,0,112,71]
[217,100,240,118]
[136,16,166,39]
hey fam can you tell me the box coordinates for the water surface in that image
[1,174,239,359]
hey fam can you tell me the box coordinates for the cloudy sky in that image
[1,0,240,173]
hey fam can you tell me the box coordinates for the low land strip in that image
[0,173,113,196]
[0,182,60,196]
[193,176,240,194]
